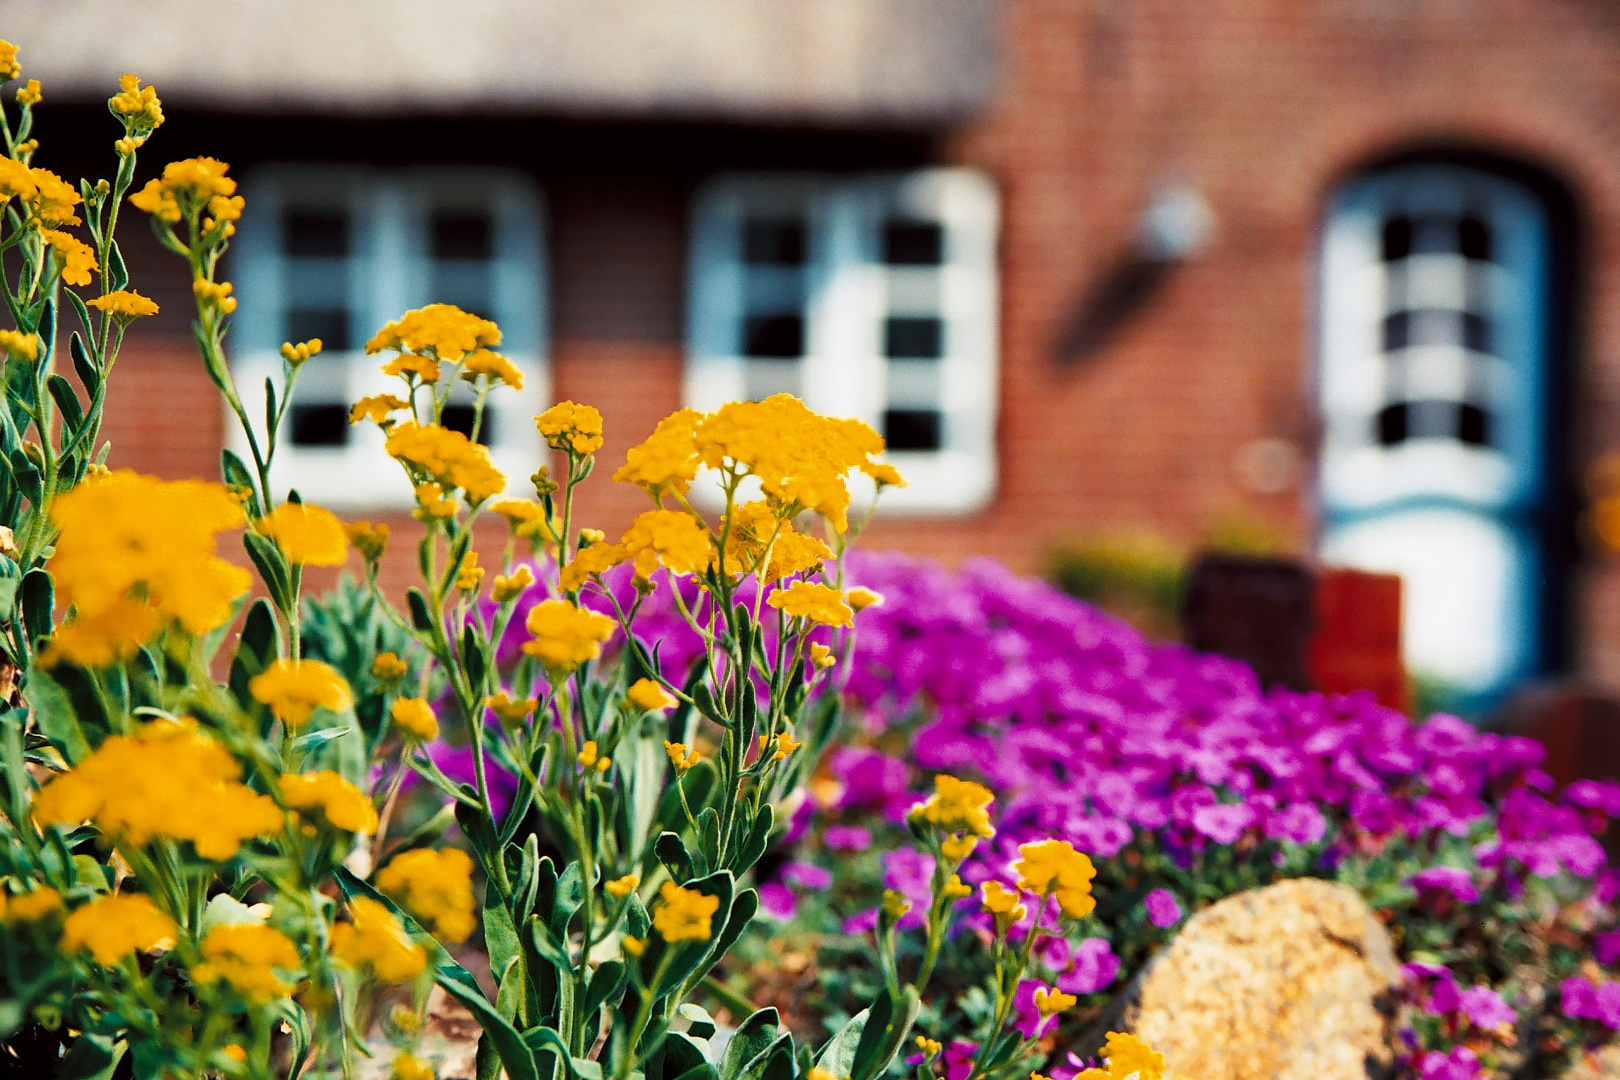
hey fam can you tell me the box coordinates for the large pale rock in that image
[1132,878,1400,1080]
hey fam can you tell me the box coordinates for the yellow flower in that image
[807,1070,836,1080]
[492,565,534,603]
[847,587,883,611]
[193,279,236,313]
[372,651,408,681]
[256,502,348,566]
[1075,1034,1165,1080]
[664,741,700,775]
[14,79,39,107]
[455,551,484,592]
[3,887,61,923]
[580,528,606,544]
[192,923,300,1003]
[486,692,537,727]
[0,41,18,82]
[366,304,500,362]
[391,698,439,741]
[382,353,441,385]
[627,678,676,712]
[250,659,353,728]
[717,501,832,584]
[883,890,912,919]
[61,894,176,965]
[108,74,164,134]
[615,408,701,499]
[347,520,391,562]
[393,1053,435,1080]
[560,542,629,592]
[129,157,235,225]
[622,935,645,957]
[330,897,427,982]
[653,881,719,943]
[766,731,801,763]
[86,290,159,319]
[377,847,476,944]
[0,329,37,361]
[223,1045,248,1064]
[1033,986,1077,1017]
[461,348,523,390]
[1013,839,1096,919]
[30,168,84,228]
[767,581,854,627]
[40,229,97,287]
[941,875,972,900]
[33,718,283,860]
[413,483,458,520]
[622,509,710,580]
[606,874,640,900]
[912,775,996,839]
[386,422,506,505]
[536,401,604,455]
[522,599,616,672]
[980,881,1025,919]
[280,771,378,834]
[577,741,605,769]
[916,1036,942,1058]
[280,338,322,365]
[350,394,409,426]
[810,643,835,670]
[491,499,551,541]
[940,834,978,863]
[41,598,163,668]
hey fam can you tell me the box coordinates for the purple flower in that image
[883,849,935,930]
[1597,931,1620,966]
[1057,937,1119,995]
[823,825,872,851]
[940,1041,979,1080]
[1418,1047,1483,1080]
[1407,866,1479,904]
[1459,985,1514,1030]
[1564,976,1598,1020]
[841,909,880,935]
[1430,975,1462,1014]
[782,861,833,890]
[1144,888,1182,928]
[759,882,797,920]
[1011,979,1058,1039]
[1264,802,1327,845]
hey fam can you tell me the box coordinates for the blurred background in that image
[11,0,1620,730]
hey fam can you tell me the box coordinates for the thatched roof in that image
[5,0,998,125]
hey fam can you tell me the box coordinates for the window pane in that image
[286,309,350,351]
[742,314,804,358]
[432,212,493,261]
[289,403,350,447]
[284,211,350,257]
[743,220,806,266]
[441,402,493,445]
[884,220,944,265]
[884,316,943,359]
[883,408,942,451]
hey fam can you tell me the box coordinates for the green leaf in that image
[242,530,292,612]
[18,568,51,646]
[107,241,129,293]
[463,622,487,696]
[733,805,773,873]
[220,449,260,516]
[685,888,757,991]
[527,914,572,971]
[69,332,100,399]
[584,957,627,1017]
[407,587,434,632]
[47,374,84,435]
[696,808,720,875]
[27,662,102,760]
[334,868,540,1080]
[655,831,695,884]
[719,1008,780,1080]
[848,987,920,1080]
[56,1032,123,1080]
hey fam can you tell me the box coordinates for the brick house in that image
[12,0,1620,711]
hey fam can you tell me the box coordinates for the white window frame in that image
[229,166,549,510]
[685,169,999,513]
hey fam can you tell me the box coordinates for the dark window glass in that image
[1377,402,1408,446]
[289,404,349,447]
[440,403,493,445]
[1459,215,1492,262]
[1458,403,1491,446]
[743,220,806,266]
[884,221,944,265]
[1413,216,1458,256]
[432,212,493,261]
[287,309,350,351]
[1383,311,1409,352]
[284,211,350,258]
[1408,399,1455,439]
[742,314,804,358]
[1383,309,1488,352]
[1462,312,1490,352]
[885,316,943,359]
[1381,217,1412,262]
[883,409,942,451]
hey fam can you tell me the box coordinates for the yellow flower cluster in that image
[366,303,501,362]
[385,422,507,506]
[192,923,300,1003]
[383,353,441,384]
[622,509,710,579]
[486,691,537,727]
[108,74,164,142]
[462,349,523,390]
[491,499,551,541]
[912,775,997,840]
[279,338,322,365]
[1033,985,1077,1016]
[664,741,701,775]
[249,659,354,728]
[523,599,616,672]
[256,502,348,566]
[1,886,61,924]
[347,520,391,562]
[193,279,236,313]
[376,848,476,944]
[46,471,250,666]
[0,41,18,82]
[536,401,604,455]
[394,1053,435,1080]
[330,897,427,982]
[391,698,439,741]
[577,740,611,772]
[0,329,36,360]
[372,651,408,681]
[16,80,40,108]
[60,894,176,966]
[981,881,1026,922]
[766,581,854,628]
[605,874,640,900]
[129,157,239,228]
[720,502,833,584]
[1074,1033,1166,1080]
[559,542,628,592]
[455,551,484,592]
[350,394,409,426]
[29,168,84,227]
[614,408,701,498]
[628,678,676,712]
[1014,839,1096,919]
[87,289,159,319]
[281,771,378,834]
[652,881,719,943]
[33,718,282,860]
[492,565,534,603]
[42,228,97,286]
